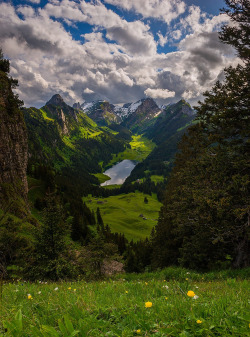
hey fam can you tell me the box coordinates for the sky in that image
[0,0,238,108]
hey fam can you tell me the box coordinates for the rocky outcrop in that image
[46,94,79,122]
[85,101,121,126]
[0,68,28,204]
[122,98,161,132]
[73,102,82,110]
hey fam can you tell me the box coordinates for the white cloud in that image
[0,1,238,108]
[157,32,168,47]
[83,88,94,94]
[144,88,175,99]
[171,30,182,41]
[104,0,186,24]
[45,0,157,56]
[27,0,40,3]
[17,6,35,18]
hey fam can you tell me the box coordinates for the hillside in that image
[83,191,162,241]
[121,98,161,133]
[82,100,121,126]
[125,99,195,182]
[23,95,129,190]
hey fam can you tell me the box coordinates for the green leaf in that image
[63,315,74,334]
[58,319,68,335]
[15,309,23,332]
[41,325,60,337]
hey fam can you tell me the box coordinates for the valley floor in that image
[83,191,162,241]
[1,268,249,336]
[106,135,156,168]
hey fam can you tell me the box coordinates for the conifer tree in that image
[32,194,69,279]
[152,0,250,269]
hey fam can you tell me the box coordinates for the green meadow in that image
[1,268,249,337]
[107,135,156,167]
[83,192,162,241]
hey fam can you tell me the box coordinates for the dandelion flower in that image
[125,291,128,294]
[165,297,168,300]
[74,289,76,292]
[27,294,32,300]
[187,290,195,297]
[145,282,148,285]
[196,320,202,324]
[145,301,152,308]
[136,329,141,334]
[68,287,71,290]
[186,278,189,281]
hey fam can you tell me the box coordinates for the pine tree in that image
[32,194,70,279]
[152,0,250,269]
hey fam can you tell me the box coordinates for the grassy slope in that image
[106,135,156,168]
[1,268,250,337]
[83,191,161,241]
[92,173,111,184]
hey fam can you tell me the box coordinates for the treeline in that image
[151,0,250,270]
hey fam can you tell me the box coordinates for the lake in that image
[101,159,136,186]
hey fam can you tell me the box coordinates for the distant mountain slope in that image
[23,95,128,192]
[121,98,161,133]
[144,99,195,144]
[81,100,121,126]
[125,99,196,182]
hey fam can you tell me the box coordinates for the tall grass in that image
[1,268,249,336]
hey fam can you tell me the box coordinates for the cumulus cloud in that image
[84,88,94,94]
[27,0,41,3]
[145,88,175,99]
[0,0,238,108]
[104,0,186,24]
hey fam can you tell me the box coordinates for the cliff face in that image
[0,70,28,204]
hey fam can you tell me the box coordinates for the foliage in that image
[30,194,72,280]
[1,268,249,336]
[152,0,250,270]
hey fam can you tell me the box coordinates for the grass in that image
[107,135,156,168]
[83,192,162,241]
[92,173,111,184]
[1,268,249,336]
[133,175,166,184]
[102,184,122,189]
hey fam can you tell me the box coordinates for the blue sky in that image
[0,0,236,107]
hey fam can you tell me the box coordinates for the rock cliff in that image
[0,58,28,206]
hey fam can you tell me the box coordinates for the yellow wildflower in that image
[74,289,76,292]
[145,301,152,308]
[27,294,32,300]
[186,278,189,281]
[136,329,141,334]
[125,291,128,294]
[187,290,195,297]
[165,297,168,300]
[145,282,148,285]
[196,320,202,324]
[68,287,71,290]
